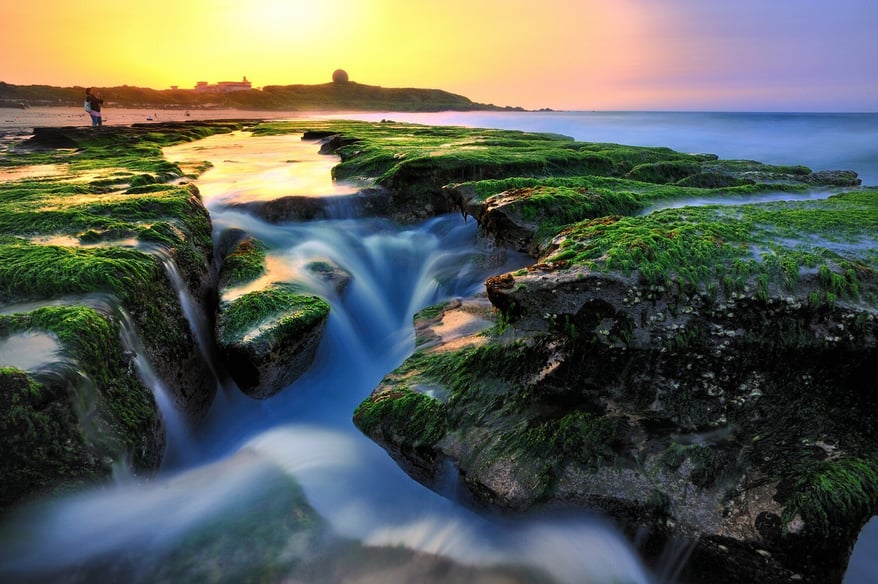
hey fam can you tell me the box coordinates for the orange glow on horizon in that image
[2,0,875,111]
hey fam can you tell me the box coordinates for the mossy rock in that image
[217,284,330,398]
[0,366,107,509]
[0,121,242,506]
[243,120,860,229]
[354,185,878,582]
[354,387,448,486]
[356,290,878,581]
[0,306,162,510]
[304,258,352,296]
[216,228,266,289]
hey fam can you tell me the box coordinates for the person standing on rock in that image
[85,88,103,127]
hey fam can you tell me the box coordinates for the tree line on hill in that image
[0,81,526,112]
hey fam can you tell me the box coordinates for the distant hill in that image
[0,81,524,113]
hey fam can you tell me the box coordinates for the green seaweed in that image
[0,122,243,507]
[217,284,330,346]
[0,305,159,507]
[220,238,266,288]
[0,239,158,302]
[354,388,448,448]
[546,190,878,298]
[781,457,878,539]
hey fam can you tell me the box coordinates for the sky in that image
[1,0,876,112]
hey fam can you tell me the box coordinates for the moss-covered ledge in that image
[216,283,330,399]
[0,305,161,508]
[240,120,858,228]
[0,121,245,508]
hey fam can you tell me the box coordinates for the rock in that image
[226,194,349,222]
[0,122,239,508]
[304,259,352,296]
[806,169,861,187]
[217,229,266,289]
[214,230,341,399]
[0,307,164,509]
[223,185,456,224]
[355,188,878,583]
[314,133,361,155]
[24,127,79,149]
[359,277,878,582]
[216,284,330,399]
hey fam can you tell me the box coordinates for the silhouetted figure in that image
[85,88,104,127]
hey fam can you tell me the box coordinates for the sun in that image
[239,1,332,35]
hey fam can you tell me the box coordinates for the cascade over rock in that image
[214,230,331,399]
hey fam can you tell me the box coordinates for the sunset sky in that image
[2,0,876,112]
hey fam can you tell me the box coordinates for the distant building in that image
[193,77,252,93]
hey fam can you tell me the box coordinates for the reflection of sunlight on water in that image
[0,332,62,371]
[28,234,142,248]
[0,163,66,182]
[164,131,360,205]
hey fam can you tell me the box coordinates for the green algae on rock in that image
[0,305,161,508]
[0,122,246,508]
[244,120,854,228]
[216,283,330,399]
[216,228,267,289]
[357,275,877,582]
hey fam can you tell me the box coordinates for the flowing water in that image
[0,131,653,583]
[1,111,876,582]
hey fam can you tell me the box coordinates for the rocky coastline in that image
[1,119,875,583]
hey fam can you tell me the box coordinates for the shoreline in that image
[0,106,310,132]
